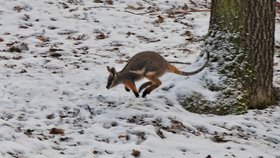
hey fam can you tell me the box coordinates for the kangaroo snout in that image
[106,85,110,89]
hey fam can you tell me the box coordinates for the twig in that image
[188,9,210,12]
[174,18,192,27]
[136,35,160,43]
[169,61,191,65]
[86,104,95,116]
[155,127,166,139]
[85,6,115,10]
[124,10,154,15]
[142,0,157,6]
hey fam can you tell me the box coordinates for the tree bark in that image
[182,0,276,114]
[243,1,275,109]
[211,0,276,109]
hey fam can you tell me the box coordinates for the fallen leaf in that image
[105,0,113,5]
[12,55,22,60]
[126,31,135,37]
[211,135,228,143]
[20,69,27,74]
[131,149,141,157]
[49,48,64,52]
[36,36,49,42]
[59,2,69,9]
[50,17,57,21]
[156,15,164,23]
[50,53,62,58]
[96,32,108,40]
[126,5,136,10]
[24,129,34,136]
[126,5,145,10]
[50,128,65,135]
[19,25,29,29]
[156,128,166,139]
[22,14,30,21]
[14,6,24,12]
[8,43,29,53]
[46,114,55,119]
[94,0,103,3]
[136,35,160,43]
[0,56,9,60]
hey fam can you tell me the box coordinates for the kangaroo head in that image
[106,66,119,89]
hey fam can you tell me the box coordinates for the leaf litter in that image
[0,0,280,158]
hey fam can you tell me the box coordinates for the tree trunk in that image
[182,0,276,114]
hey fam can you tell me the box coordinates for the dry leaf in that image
[50,128,65,135]
[50,52,62,58]
[126,31,135,37]
[126,4,145,10]
[156,15,164,23]
[96,32,108,40]
[36,36,49,42]
[94,0,103,3]
[14,6,24,12]
[126,5,136,10]
[19,25,29,29]
[8,42,29,53]
[131,149,141,157]
[105,0,113,5]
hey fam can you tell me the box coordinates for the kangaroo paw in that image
[134,92,139,98]
[125,86,130,92]
[142,91,150,98]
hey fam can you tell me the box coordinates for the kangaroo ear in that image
[111,67,117,78]
[107,66,117,76]
[107,66,111,73]
[111,67,116,74]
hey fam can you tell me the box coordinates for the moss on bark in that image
[181,0,276,115]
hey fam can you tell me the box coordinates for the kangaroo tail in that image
[167,51,209,76]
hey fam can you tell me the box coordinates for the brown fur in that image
[106,51,209,97]
[167,64,183,75]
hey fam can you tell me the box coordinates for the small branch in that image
[86,104,95,116]
[174,18,192,27]
[124,10,154,15]
[172,9,209,15]
[155,127,166,139]
[188,9,210,12]
[142,0,157,6]
[85,6,115,10]
[169,61,191,65]
[136,35,160,43]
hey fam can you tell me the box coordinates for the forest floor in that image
[0,0,280,158]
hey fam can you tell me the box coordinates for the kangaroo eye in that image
[109,74,114,79]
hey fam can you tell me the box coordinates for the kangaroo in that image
[106,51,209,98]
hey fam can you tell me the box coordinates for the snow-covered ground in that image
[0,0,280,158]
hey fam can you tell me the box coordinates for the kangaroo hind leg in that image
[139,81,153,93]
[142,76,162,98]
